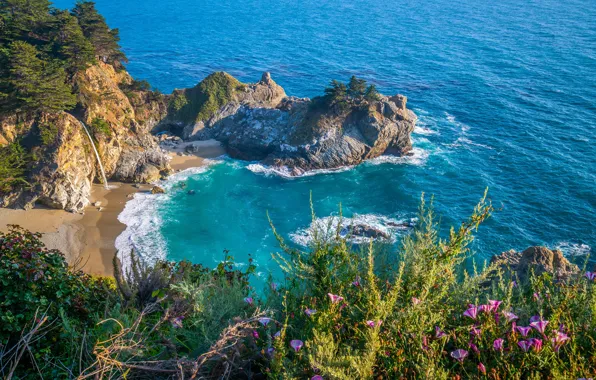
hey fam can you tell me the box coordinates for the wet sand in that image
[0,139,225,277]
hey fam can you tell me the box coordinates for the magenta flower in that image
[366,320,382,328]
[259,317,272,326]
[529,338,543,352]
[328,293,344,304]
[469,342,480,354]
[450,349,468,362]
[412,297,421,305]
[435,326,447,339]
[311,376,323,380]
[489,300,502,312]
[290,339,303,352]
[503,311,519,322]
[493,338,504,351]
[516,326,531,337]
[252,330,259,339]
[518,340,532,352]
[551,331,570,352]
[585,272,596,281]
[352,276,361,287]
[529,315,541,323]
[470,327,482,337]
[463,306,478,320]
[304,308,317,317]
[478,362,486,374]
[479,304,491,313]
[530,320,549,334]
[533,292,541,301]
[244,297,254,305]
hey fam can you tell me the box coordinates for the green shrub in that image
[89,117,111,138]
[39,122,59,146]
[0,142,29,193]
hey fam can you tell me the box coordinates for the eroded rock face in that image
[160,72,416,176]
[491,246,580,282]
[1,62,171,212]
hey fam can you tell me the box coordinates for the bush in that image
[89,117,111,138]
[39,122,59,146]
[0,142,29,193]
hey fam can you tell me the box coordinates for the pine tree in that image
[0,0,52,42]
[72,1,126,63]
[51,10,95,73]
[364,84,381,102]
[347,75,367,98]
[324,80,348,103]
[3,41,76,114]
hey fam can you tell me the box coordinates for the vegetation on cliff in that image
[1,194,595,379]
[167,71,246,124]
[0,0,126,116]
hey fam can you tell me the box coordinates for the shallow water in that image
[54,0,596,275]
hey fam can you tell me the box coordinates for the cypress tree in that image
[51,10,95,73]
[3,41,76,114]
[364,84,381,102]
[347,75,367,98]
[72,1,126,63]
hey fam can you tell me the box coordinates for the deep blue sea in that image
[57,0,596,276]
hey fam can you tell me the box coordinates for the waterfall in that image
[79,121,109,189]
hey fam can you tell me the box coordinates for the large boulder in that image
[491,246,580,283]
[158,72,416,176]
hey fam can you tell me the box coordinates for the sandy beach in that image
[0,139,225,277]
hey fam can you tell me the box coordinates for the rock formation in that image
[158,72,417,176]
[0,62,170,212]
[491,246,580,283]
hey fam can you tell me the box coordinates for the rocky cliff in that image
[0,62,170,212]
[159,72,417,176]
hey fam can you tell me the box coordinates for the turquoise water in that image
[56,0,595,273]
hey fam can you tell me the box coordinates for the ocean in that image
[56,0,596,278]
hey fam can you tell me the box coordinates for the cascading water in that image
[79,121,109,189]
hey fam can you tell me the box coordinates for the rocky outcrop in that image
[159,72,416,176]
[491,246,580,283]
[0,62,171,212]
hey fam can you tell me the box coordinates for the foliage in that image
[38,121,59,146]
[2,194,596,378]
[168,72,245,123]
[0,0,126,116]
[89,116,111,138]
[323,75,381,110]
[0,141,29,193]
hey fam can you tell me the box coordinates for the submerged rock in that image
[491,246,579,282]
[151,186,165,194]
[345,224,391,240]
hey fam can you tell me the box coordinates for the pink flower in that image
[328,293,344,304]
[516,326,531,337]
[259,317,272,326]
[533,292,541,301]
[551,331,570,353]
[469,342,480,354]
[463,306,478,320]
[244,297,253,305]
[470,327,482,337]
[503,311,519,322]
[493,338,504,351]
[252,330,259,339]
[304,308,317,317]
[489,300,502,312]
[435,326,447,339]
[585,272,596,281]
[412,297,421,305]
[478,362,486,374]
[290,339,303,352]
[311,376,323,380]
[530,320,549,334]
[479,304,491,313]
[365,320,382,328]
[352,277,361,287]
[529,338,543,352]
[450,349,468,362]
[530,315,541,323]
[518,340,532,352]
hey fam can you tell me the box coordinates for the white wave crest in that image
[555,242,592,257]
[290,214,415,246]
[367,147,429,166]
[115,161,220,268]
[246,163,354,178]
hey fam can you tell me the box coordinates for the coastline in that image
[0,139,225,277]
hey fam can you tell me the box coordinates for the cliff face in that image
[0,62,170,212]
[159,72,417,176]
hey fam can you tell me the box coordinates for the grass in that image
[1,193,595,379]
